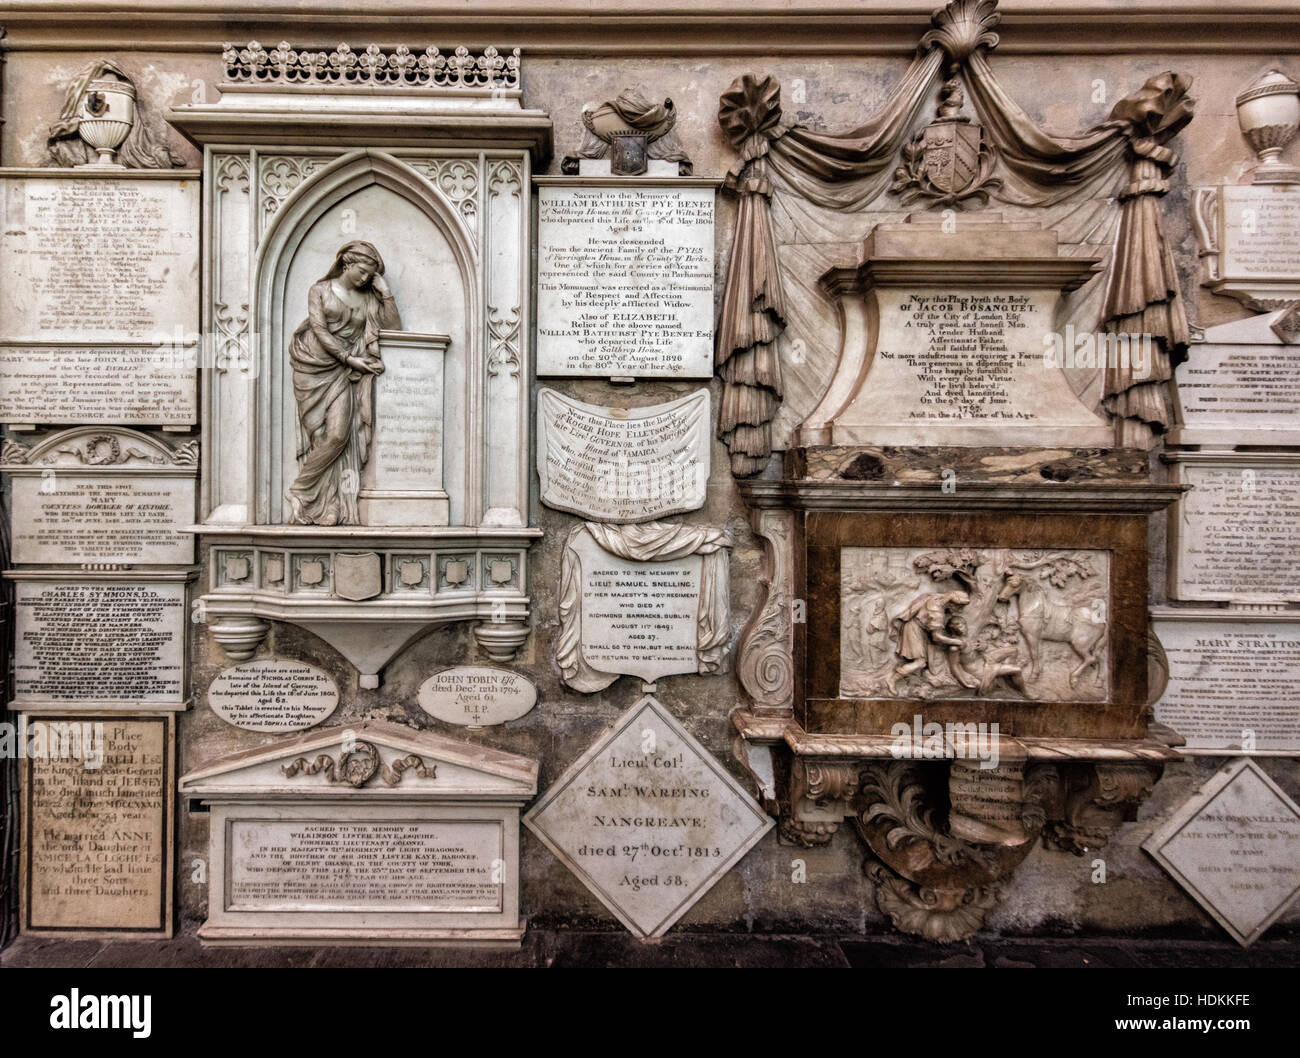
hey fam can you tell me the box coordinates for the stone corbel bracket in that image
[735,714,1176,942]
[196,525,539,688]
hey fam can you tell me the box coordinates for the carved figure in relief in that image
[885,590,970,695]
[286,241,400,526]
[996,568,1107,687]
[946,615,1026,696]
[841,546,1109,702]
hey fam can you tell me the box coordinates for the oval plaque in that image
[208,658,340,733]
[418,666,537,727]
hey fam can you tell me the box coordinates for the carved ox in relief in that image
[996,569,1107,688]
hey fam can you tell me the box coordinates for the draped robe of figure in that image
[286,279,401,525]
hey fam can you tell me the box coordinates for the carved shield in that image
[333,551,383,601]
[609,131,650,176]
[922,121,982,196]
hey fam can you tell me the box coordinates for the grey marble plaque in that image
[1144,758,1300,947]
[10,574,189,710]
[524,694,773,939]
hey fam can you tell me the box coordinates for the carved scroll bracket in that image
[735,508,796,717]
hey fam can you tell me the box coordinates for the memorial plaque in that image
[1219,183,1300,281]
[3,428,196,565]
[537,388,710,522]
[1152,611,1300,754]
[804,218,1112,447]
[0,343,197,425]
[1144,758,1300,947]
[558,523,733,691]
[524,694,773,939]
[228,818,504,912]
[1168,454,1300,603]
[830,288,1111,446]
[536,184,715,378]
[358,330,450,525]
[21,713,173,937]
[1175,342,1300,446]
[417,665,537,727]
[207,658,339,733]
[180,722,538,946]
[10,574,190,709]
[0,174,200,343]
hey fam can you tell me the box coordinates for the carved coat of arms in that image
[891,75,1000,208]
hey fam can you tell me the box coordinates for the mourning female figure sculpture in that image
[286,241,401,525]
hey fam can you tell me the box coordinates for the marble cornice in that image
[3,2,1300,55]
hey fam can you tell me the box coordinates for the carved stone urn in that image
[77,76,136,167]
[1236,68,1300,184]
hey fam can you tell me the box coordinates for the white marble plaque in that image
[1219,184,1300,281]
[1144,758,1300,947]
[537,388,709,522]
[3,429,196,565]
[829,288,1111,446]
[22,714,173,937]
[11,576,188,709]
[524,694,773,939]
[417,666,537,727]
[0,174,200,343]
[558,523,733,691]
[207,659,339,733]
[1168,454,1300,603]
[228,818,503,913]
[1175,343,1300,445]
[0,343,196,425]
[358,330,450,525]
[1152,611,1300,754]
[536,185,714,377]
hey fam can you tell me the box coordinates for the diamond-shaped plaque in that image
[1144,758,1300,947]
[525,695,773,939]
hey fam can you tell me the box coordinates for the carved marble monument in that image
[167,42,549,685]
[723,0,1189,941]
[180,721,538,947]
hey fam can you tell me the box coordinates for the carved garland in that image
[281,742,435,788]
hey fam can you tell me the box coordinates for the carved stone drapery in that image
[48,58,185,169]
[715,0,1195,472]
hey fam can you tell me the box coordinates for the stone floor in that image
[3,929,1297,968]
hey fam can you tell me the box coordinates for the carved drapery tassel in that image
[716,75,788,477]
[1102,94,1194,448]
